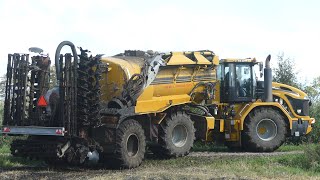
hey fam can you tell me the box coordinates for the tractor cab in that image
[218,58,262,103]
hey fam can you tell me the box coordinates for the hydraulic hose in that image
[189,82,216,101]
[55,41,78,84]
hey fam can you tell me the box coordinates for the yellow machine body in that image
[100,51,314,144]
[100,51,219,114]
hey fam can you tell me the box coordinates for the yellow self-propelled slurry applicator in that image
[1,41,315,168]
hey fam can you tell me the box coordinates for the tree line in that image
[273,53,320,143]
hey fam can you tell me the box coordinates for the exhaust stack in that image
[264,55,272,102]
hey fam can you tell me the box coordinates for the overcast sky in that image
[0,0,319,82]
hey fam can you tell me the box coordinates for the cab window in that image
[236,64,252,97]
[217,65,222,80]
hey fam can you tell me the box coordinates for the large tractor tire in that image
[151,111,195,158]
[113,119,146,169]
[242,108,287,152]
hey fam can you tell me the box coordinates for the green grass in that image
[0,140,310,168]
[277,143,317,152]
[0,154,318,179]
[192,140,311,152]
[0,137,43,168]
[0,144,10,154]
[93,153,320,179]
[1,138,320,179]
[152,153,318,178]
[0,154,43,168]
[0,136,15,154]
[0,144,320,179]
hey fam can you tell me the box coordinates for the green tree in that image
[303,76,320,143]
[49,65,57,88]
[273,53,299,88]
[304,77,320,102]
[0,74,6,99]
[273,54,320,143]
[0,75,6,125]
[0,102,3,125]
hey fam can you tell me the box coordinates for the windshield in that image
[236,64,253,97]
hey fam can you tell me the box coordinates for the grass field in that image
[0,151,319,179]
[1,140,320,179]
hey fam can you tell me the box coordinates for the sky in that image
[0,0,319,82]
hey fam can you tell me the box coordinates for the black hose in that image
[189,82,206,96]
[55,41,78,83]
[188,104,212,116]
[189,82,216,101]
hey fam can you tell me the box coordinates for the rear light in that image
[3,127,10,132]
[55,129,63,135]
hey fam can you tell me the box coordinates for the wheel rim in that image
[127,133,139,157]
[172,124,188,147]
[256,119,278,141]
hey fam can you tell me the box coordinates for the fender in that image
[239,102,295,130]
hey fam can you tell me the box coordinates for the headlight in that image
[279,98,283,105]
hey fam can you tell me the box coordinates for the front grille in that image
[303,100,310,116]
[286,95,310,116]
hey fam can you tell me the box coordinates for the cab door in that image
[220,63,255,103]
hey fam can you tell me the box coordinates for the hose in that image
[55,41,78,83]
[189,82,216,101]
[188,104,212,116]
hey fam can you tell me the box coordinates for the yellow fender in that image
[239,102,295,130]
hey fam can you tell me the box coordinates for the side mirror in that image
[259,62,264,78]
[259,62,263,71]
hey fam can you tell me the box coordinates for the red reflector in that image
[3,127,10,132]
[55,129,63,135]
[37,95,48,107]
